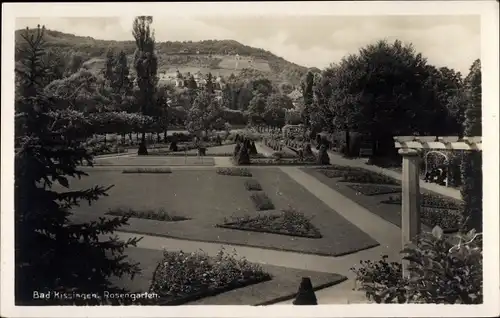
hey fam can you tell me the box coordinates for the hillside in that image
[15,28,309,86]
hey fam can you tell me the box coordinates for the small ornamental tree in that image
[15,25,142,305]
[185,90,225,138]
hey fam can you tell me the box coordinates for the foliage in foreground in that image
[149,248,271,304]
[351,227,482,304]
[15,25,141,304]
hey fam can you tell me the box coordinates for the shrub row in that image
[250,191,275,211]
[122,168,172,174]
[244,179,263,191]
[216,167,253,177]
[106,208,188,222]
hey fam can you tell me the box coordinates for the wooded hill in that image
[15,28,309,86]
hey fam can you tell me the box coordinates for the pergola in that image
[393,136,482,277]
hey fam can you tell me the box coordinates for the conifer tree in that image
[15,25,141,305]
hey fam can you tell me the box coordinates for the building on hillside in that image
[197,78,207,88]
[175,70,185,87]
[215,75,226,90]
[287,89,303,108]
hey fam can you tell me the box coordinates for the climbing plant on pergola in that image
[393,135,482,276]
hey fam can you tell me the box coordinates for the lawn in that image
[68,168,379,257]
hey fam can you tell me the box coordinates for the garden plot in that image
[69,168,379,257]
[303,168,463,232]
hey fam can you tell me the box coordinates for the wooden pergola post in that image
[394,136,482,278]
[398,148,421,278]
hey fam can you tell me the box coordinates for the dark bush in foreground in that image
[244,179,263,191]
[351,227,482,304]
[149,248,272,305]
[216,167,252,177]
[122,168,172,174]
[382,193,463,210]
[106,208,189,222]
[249,191,275,211]
[218,208,322,238]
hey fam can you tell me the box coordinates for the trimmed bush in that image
[216,167,252,177]
[149,249,272,305]
[218,208,322,239]
[316,145,330,165]
[106,208,188,222]
[351,227,482,304]
[122,168,172,174]
[244,179,263,191]
[249,191,275,211]
[236,143,251,165]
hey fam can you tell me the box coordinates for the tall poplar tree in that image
[132,16,158,155]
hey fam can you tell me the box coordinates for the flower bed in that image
[149,249,272,305]
[236,159,319,166]
[316,165,367,173]
[249,191,275,211]
[216,167,253,177]
[381,193,463,210]
[317,169,347,178]
[217,209,322,239]
[263,138,284,151]
[339,171,400,185]
[122,168,172,174]
[420,207,463,232]
[244,179,263,191]
[106,208,189,222]
[150,152,266,158]
[347,184,401,196]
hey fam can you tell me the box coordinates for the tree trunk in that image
[164,130,167,143]
[129,133,132,141]
[156,132,160,143]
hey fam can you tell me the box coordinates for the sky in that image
[15,15,480,75]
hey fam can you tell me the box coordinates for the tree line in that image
[299,39,480,159]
